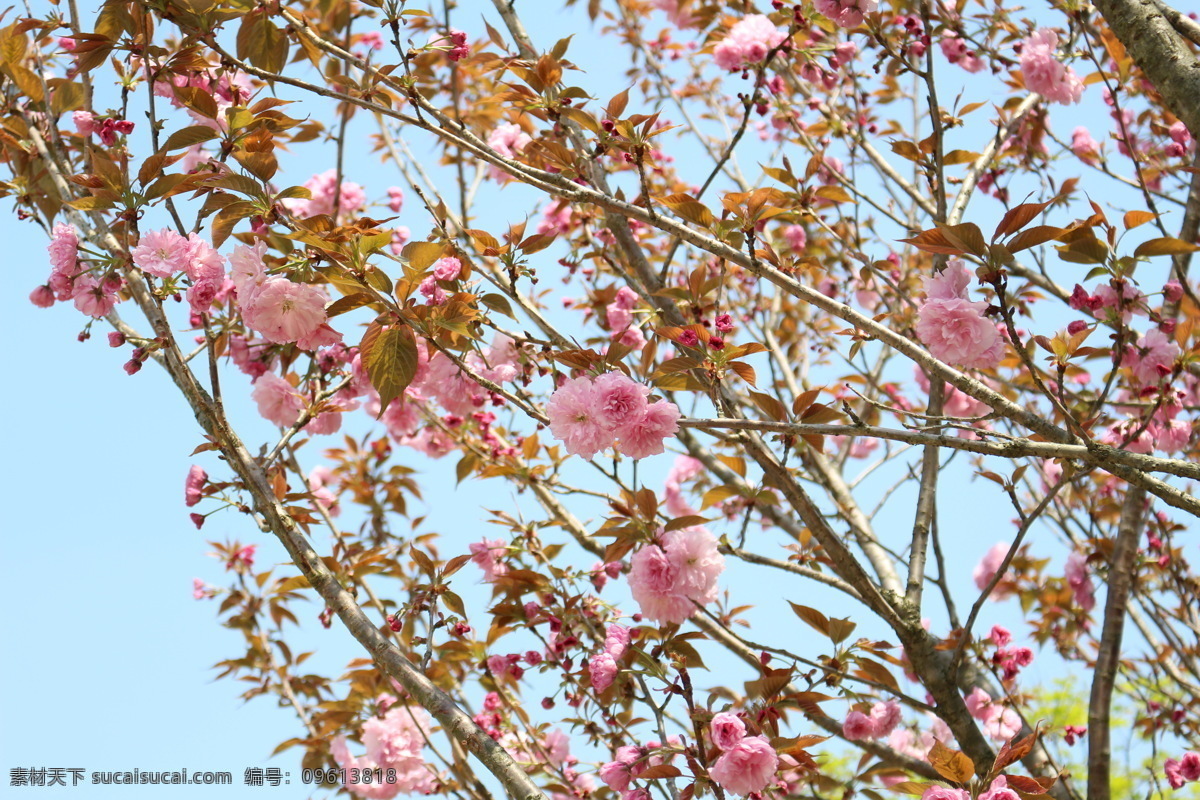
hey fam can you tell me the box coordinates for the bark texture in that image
[1092,0,1200,140]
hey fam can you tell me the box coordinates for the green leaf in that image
[360,323,419,414]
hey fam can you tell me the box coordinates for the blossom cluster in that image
[627,527,724,624]
[707,713,780,796]
[331,698,437,798]
[587,623,631,693]
[1165,752,1200,789]
[546,373,680,459]
[841,700,902,741]
[713,15,787,71]
[1019,29,1084,105]
[916,262,1005,369]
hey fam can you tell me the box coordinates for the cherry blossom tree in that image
[3,0,1200,799]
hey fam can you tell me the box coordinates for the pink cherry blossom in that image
[251,372,305,427]
[47,223,79,277]
[547,376,612,459]
[708,734,778,796]
[332,703,437,798]
[870,700,902,738]
[615,400,681,459]
[71,274,116,318]
[627,527,724,624]
[432,256,462,281]
[592,372,651,430]
[29,285,55,308]
[1122,328,1179,385]
[283,169,366,220]
[940,34,984,73]
[185,465,207,507]
[1072,127,1101,163]
[710,712,747,751]
[713,15,787,71]
[604,623,631,658]
[469,538,509,582]
[487,123,532,180]
[973,541,1012,594]
[132,229,190,278]
[1064,551,1095,611]
[921,787,971,800]
[783,224,807,252]
[1020,29,1084,105]
[664,455,704,517]
[589,651,619,692]
[842,710,874,740]
[386,186,404,213]
[240,277,332,347]
[813,0,878,28]
[978,775,1021,800]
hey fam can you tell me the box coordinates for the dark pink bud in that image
[1067,320,1089,335]
[123,359,142,375]
[189,512,205,529]
[708,336,725,350]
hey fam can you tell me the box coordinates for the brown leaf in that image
[993,199,1055,239]
[928,740,975,783]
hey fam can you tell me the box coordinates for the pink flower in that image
[432,256,462,281]
[1071,127,1101,163]
[604,624,631,658]
[869,700,902,738]
[616,400,681,459]
[229,241,267,295]
[283,169,366,220]
[1064,551,1095,611]
[917,268,1005,369]
[813,0,877,28]
[446,28,470,61]
[708,735,778,796]
[29,285,55,308]
[842,710,875,740]
[226,544,256,571]
[487,123,532,179]
[132,229,190,278]
[1122,328,1179,385]
[251,372,305,427]
[589,651,619,692]
[665,455,704,517]
[184,233,225,282]
[969,542,1008,592]
[240,277,333,348]
[710,713,747,751]
[978,776,1021,800]
[921,788,971,800]
[185,465,207,507]
[990,625,1012,647]
[599,760,633,792]
[47,223,79,276]
[469,538,509,582]
[192,578,215,600]
[546,376,613,459]
[1020,29,1084,105]
[940,34,984,73]
[71,274,116,318]
[593,372,651,430]
[628,527,724,624]
[386,186,405,213]
[782,224,807,252]
[332,704,436,797]
[72,110,98,136]
[713,15,787,71]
